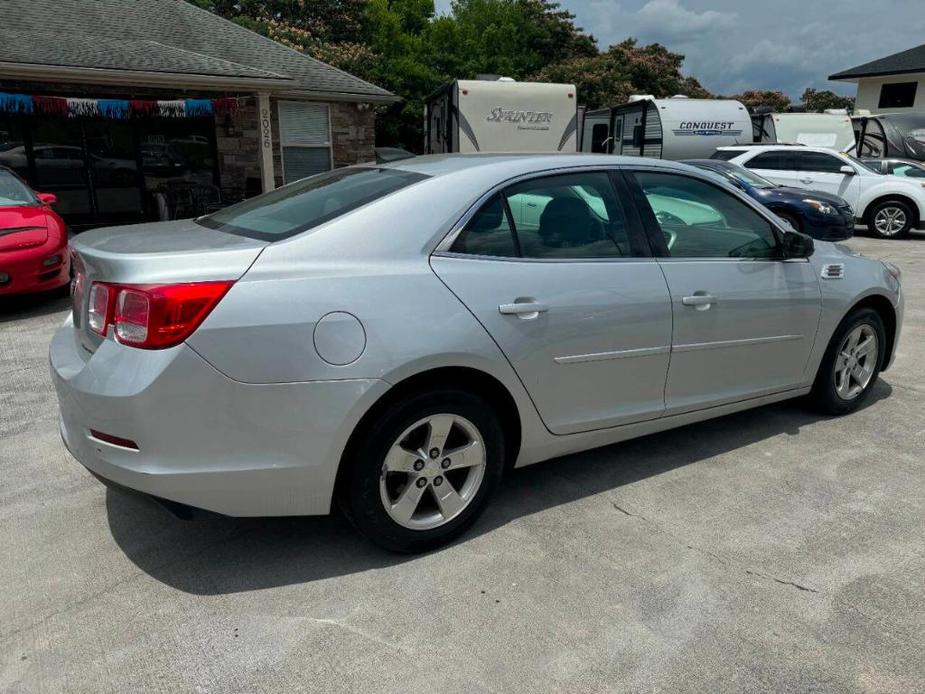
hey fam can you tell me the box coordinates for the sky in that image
[434,0,925,99]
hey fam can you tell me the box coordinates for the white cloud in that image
[634,0,736,40]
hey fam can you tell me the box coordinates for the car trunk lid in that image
[71,218,268,353]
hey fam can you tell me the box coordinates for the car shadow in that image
[0,288,70,323]
[105,381,892,595]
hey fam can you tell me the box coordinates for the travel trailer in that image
[424,78,579,153]
[580,96,751,160]
[853,113,925,161]
[752,112,856,151]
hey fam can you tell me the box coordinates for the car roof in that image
[376,153,697,179]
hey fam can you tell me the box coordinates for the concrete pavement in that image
[1,234,923,693]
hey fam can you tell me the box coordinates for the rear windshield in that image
[197,167,428,241]
[709,150,742,161]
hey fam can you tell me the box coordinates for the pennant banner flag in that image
[0,91,241,119]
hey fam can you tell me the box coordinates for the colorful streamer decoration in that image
[0,91,241,119]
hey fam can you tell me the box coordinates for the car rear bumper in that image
[50,316,388,516]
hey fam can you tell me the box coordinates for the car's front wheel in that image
[339,388,505,552]
[866,199,913,239]
[810,307,885,415]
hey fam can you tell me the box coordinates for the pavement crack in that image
[610,499,819,595]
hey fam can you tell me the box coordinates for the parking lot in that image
[1,232,923,693]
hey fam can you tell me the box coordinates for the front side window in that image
[633,171,779,259]
[745,151,793,171]
[792,151,845,174]
[452,171,634,259]
[197,167,427,240]
[0,169,36,206]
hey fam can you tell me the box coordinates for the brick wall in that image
[330,102,377,167]
[214,96,261,200]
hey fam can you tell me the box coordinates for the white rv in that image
[424,78,579,154]
[580,96,751,160]
[752,112,856,151]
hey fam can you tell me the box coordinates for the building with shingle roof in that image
[0,0,397,229]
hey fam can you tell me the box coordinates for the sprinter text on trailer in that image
[425,78,579,154]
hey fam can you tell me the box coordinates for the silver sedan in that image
[51,154,904,552]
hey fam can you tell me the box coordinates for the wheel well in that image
[335,367,523,496]
[850,294,897,371]
[863,195,920,227]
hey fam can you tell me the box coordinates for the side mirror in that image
[781,230,814,259]
[839,165,856,176]
[37,192,57,205]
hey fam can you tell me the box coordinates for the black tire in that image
[810,307,885,415]
[339,388,505,553]
[774,210,802,233]
[866,199,913,239]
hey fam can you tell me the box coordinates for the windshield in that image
[197,167,429,241]
[0,169,36,206]
[721,165,776,189]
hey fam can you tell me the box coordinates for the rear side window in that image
[710,150,742,161]
[197,167,428,240]
[745,151,792,170]
[452,194,518,257]
[451,171,634,259]
[792,152,845,173]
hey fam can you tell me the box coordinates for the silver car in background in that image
[51,154,903,552]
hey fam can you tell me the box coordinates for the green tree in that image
[727,89,791,112]
[801,88,855,112]
[533,39,712,110]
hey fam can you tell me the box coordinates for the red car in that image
[0,167,69,296]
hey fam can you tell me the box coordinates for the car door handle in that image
[799,177,814,184]
[681,294,716,309]
[499,301,548,318]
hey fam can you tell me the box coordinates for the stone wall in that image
[214,96,261,201]
[330,102,377,167]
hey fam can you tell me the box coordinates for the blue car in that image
[684,159,854,241]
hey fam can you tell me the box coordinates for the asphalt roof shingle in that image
[0,0,395,100]
[830,43,925,80]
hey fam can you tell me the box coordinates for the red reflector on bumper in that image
[89,429,139,450]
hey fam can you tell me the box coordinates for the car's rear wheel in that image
[810,308,885,415]
[866,199,913,239]
[339,388,505,552]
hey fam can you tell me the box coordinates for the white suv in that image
[714,144,925,239]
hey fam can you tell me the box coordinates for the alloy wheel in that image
[873,206,907,236]
[379,414,487,530]
[833,324,879,401]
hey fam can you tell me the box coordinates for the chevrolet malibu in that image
[51,155,903,552]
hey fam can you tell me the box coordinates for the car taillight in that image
[86,280,234,349]
[87,282,110,335]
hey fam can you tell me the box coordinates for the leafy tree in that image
[801,88,855,112]
[533,40,712,110]
[188,0,715,148]
[727,89,791,112]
